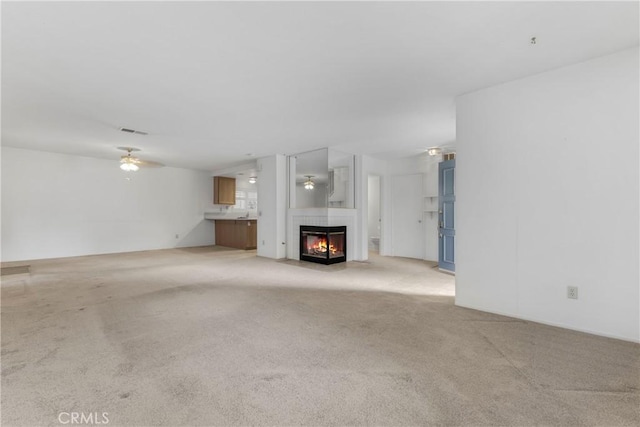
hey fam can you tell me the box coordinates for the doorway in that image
[367,175,381,254]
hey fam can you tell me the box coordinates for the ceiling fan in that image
[118,147,164,172]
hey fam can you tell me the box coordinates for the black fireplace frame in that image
[299,225,347,265]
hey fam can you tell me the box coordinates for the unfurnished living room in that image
[1,1,639,426]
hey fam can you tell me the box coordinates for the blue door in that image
[438,159,455,272]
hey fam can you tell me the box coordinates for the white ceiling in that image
[2,1,638,171]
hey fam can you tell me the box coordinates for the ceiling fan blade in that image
[121,155,141,163]
[117,146,141,153]
[137,159,165,168]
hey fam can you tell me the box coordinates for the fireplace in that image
[300,225,347,265]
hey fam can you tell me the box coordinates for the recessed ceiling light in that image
[427,147,442,156]
[249,176,257,184]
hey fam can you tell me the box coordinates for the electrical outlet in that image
[567,286,578,299]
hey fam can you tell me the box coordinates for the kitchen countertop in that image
[213,218,257,221]
[204,213,257,220]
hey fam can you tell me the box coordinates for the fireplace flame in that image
[310,237,337,255]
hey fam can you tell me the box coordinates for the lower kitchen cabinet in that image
[215,220,257,250]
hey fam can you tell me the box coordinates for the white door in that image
[391,174,424,259]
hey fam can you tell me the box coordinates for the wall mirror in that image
[289,148,354,209]
[328,149,354,208]
[290,148,328,209]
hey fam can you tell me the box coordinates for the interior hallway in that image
[1,247,638,426]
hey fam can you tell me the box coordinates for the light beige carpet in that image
[2,246,639,426]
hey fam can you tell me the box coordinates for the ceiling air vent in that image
[119,127,148,136]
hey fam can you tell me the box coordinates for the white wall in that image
[256,154,287,259]
[1,147,214,262]
[456,47,640,342]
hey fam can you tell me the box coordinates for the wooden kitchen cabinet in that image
[213,176,236,205]
[215,220,257,250]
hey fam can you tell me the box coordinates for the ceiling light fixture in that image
[427,147,442,156]
[120,153,139,171]
[117,146,164,171]
[304,175,315,190]
[249,176,257,184]
[120,162,139,172]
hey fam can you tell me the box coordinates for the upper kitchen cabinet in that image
[213,176,236,205]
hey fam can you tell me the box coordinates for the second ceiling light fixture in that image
[304,175,314,190]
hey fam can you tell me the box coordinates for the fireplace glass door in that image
[300,226,347,264]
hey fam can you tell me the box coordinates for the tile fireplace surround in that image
[287,208,357,261]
